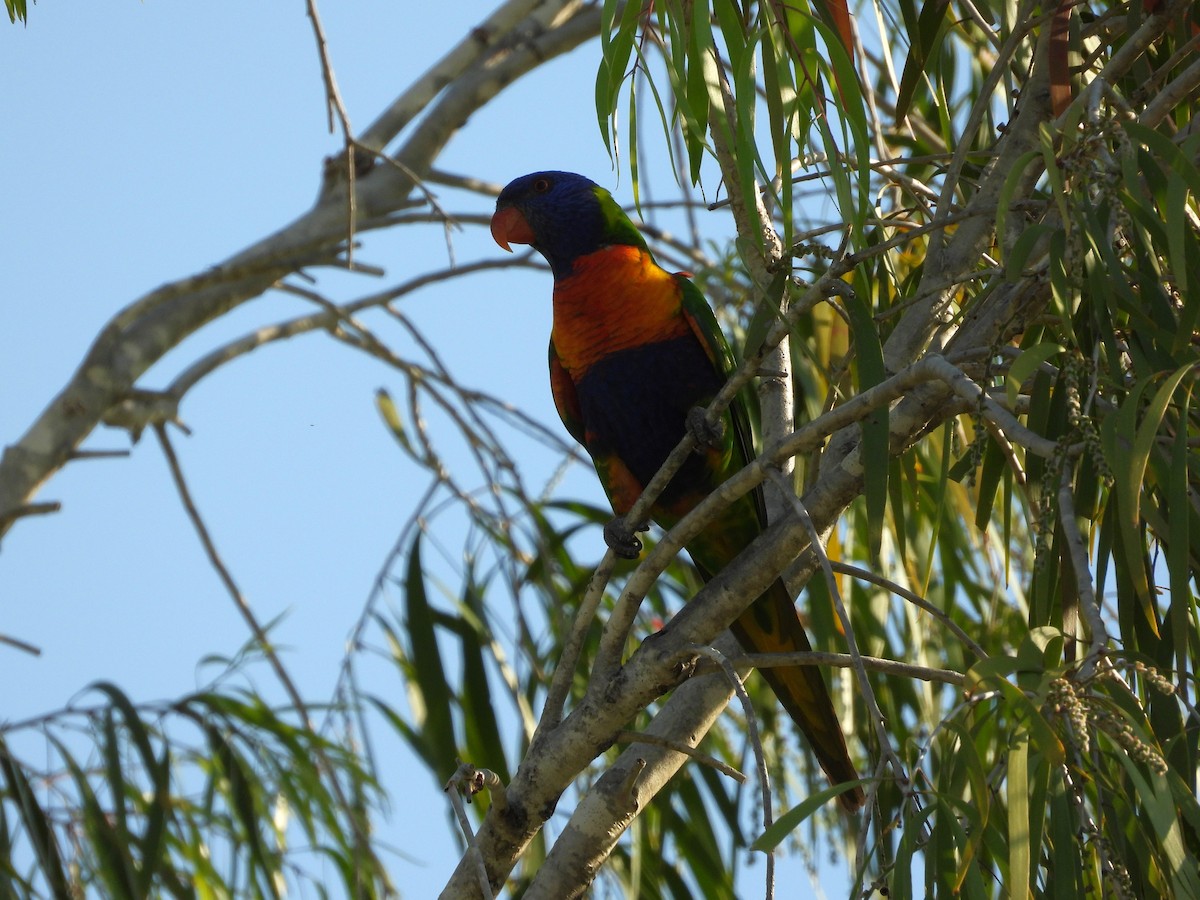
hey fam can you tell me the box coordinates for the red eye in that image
[533,177,551,192]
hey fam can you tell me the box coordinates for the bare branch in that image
[723,650,965,686]
[0,1,600,546]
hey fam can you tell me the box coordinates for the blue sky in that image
[1,4,856,896]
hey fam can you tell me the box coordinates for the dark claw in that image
[604,516,645,559]
[686,406,725,451]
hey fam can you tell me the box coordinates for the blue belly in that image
[575,336,724,503]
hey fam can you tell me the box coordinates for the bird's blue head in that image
[491,171,646,278]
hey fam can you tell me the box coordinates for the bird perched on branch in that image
[491,170,863,810]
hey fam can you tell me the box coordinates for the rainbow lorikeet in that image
[491,171,863,810]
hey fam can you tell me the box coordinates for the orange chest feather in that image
[551,246,690,375]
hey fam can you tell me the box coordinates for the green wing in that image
[676,274,768,530]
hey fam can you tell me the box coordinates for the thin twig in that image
[718,649,965,686]
[154,425,309,720]
[690,644,775,900]
[169,256,545,400]
[366,144,460,228]
[765,468,913,812]
[0,501,61,531]
[154,424,375,861]
[444,763,498,900]
[828,560,986,658]
[615,730,747,782]
[536,553,618,736]
[305,0,358,263]
[0,633,42,656]
[68,449,134,460]
[841,208,980,268]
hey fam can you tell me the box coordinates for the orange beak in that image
[490,206,535,252]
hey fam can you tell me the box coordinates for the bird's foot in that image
[686,406,725,451]
[603,516,646,559]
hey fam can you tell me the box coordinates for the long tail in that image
[727,578,865,811]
